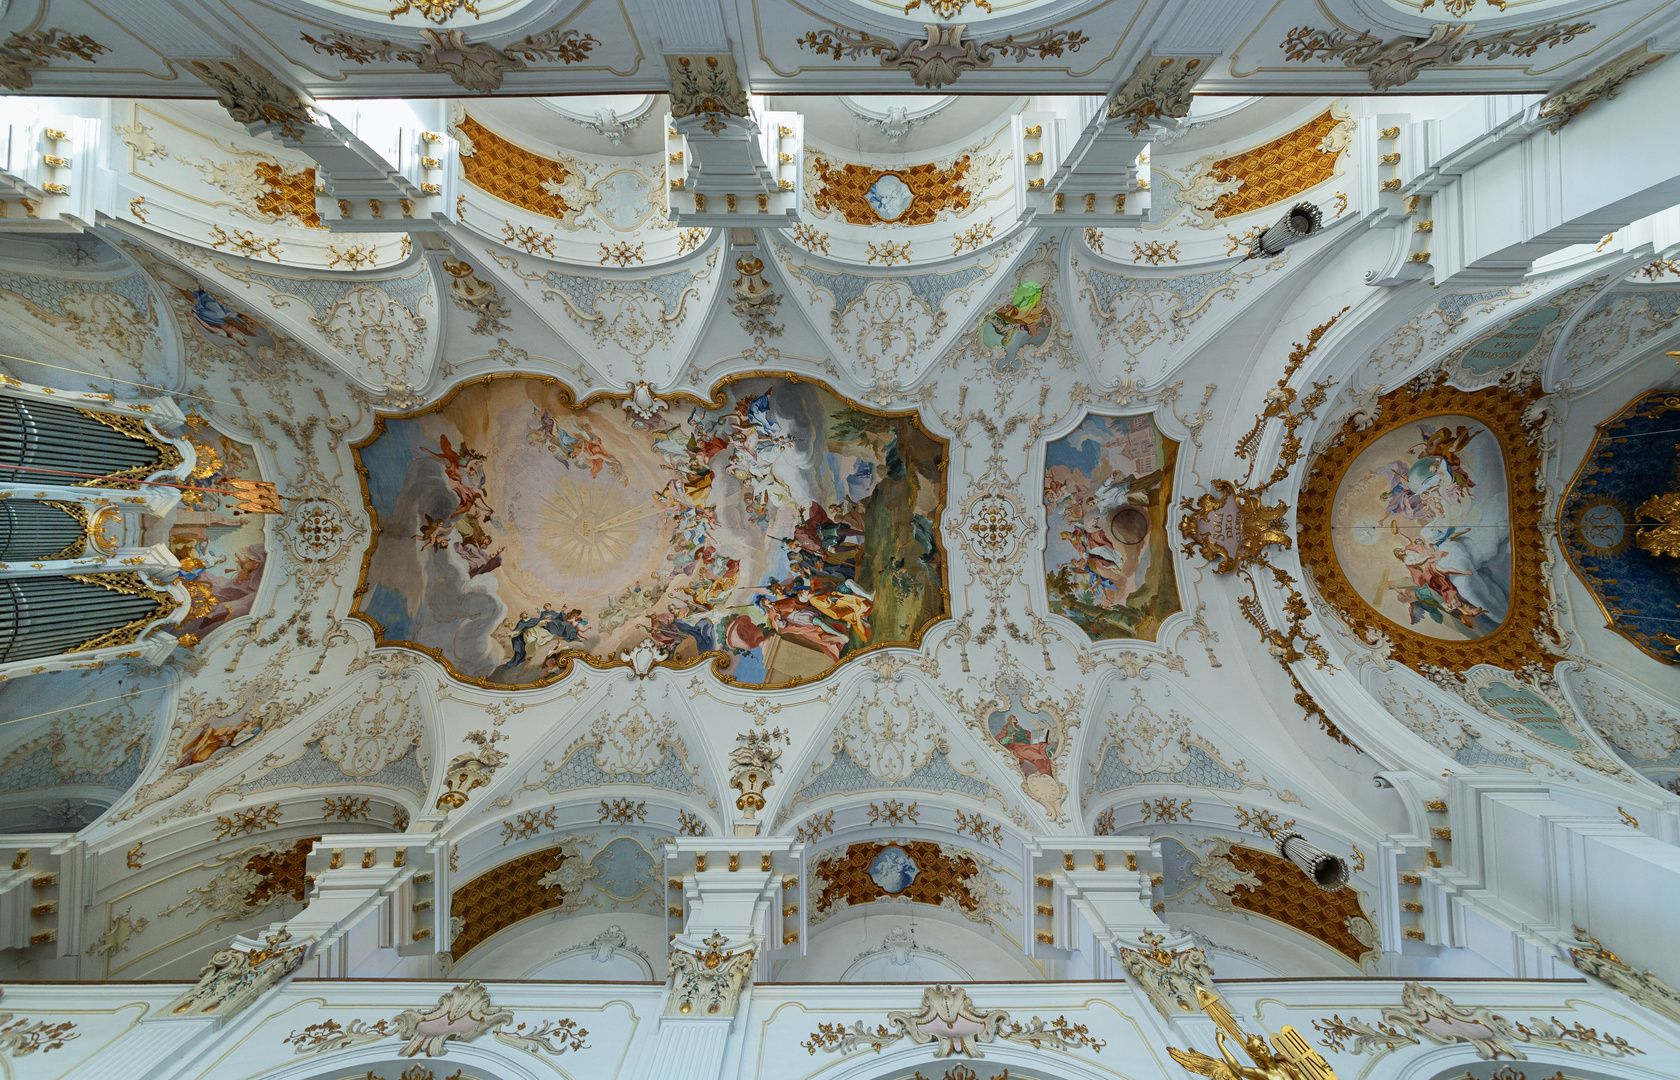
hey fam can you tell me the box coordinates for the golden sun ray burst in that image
[537,476,662,580]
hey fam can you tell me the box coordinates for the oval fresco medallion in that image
[352,374,949,689]
[1329,414,1512,640]
[868,846,920,894]
[866,174,915,221]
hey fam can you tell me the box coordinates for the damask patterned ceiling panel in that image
[1560,388,1680,667]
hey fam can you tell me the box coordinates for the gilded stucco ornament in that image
[436,730,508,810]
[441,259,511,336]
[730,728,787,822]
[801,983,1106,1057]
[1538,45,1668,130]
[797,23,1089,90]
[1119,929,1217,1018]
[1105,54,1212,135]
[1179,313,1345,738]
[187,53,321,142]
[1281,21,1595,92]
[729,257,783,338]
[392,980,512,1056]
[666,931,755,1016]
[667,54,750,134]
[302,26,598,94]
[167,926,311,1018]
[0,28,107,91]
[1562,927,1680,1025]
[1311,979,1642,1060]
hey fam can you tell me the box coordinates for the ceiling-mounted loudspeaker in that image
[1274,830,1349,892]
[1247,201,1324,259]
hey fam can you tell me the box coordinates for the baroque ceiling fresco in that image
[2,3,1680,1065]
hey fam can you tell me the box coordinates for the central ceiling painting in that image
[353,374,948,688]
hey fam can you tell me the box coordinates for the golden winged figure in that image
[1167,987,1338,1080]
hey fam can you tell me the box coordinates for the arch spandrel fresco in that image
[1329,413,1512,641]
[351,373,949,688]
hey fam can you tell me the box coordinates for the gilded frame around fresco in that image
[349,370,952,690]
[1297,377,1560,675]
[1557,387,1680,665]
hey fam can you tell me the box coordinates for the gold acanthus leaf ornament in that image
[1634,492,1680,558]
[1178,310,1350,743]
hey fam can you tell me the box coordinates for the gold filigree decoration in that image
[326,244,376,269]
[501,220,556,257]
[208,224,281,261]
[810,154,972,226]
[1224,226,1262,257]
[953,810,1003,845]
[1084,227,1104,253]
[322,795,370,821]
[501,808,556,844]
[1140,796,1191,823]
[951,221,995,254]
[796,810,835,843]
[867,799,919,826]
[597,797,646,824]
[1094,807,1117,835]
[390,0,480,22]
[791,223,830,254]
[213,802,282,840]
[1207,110,1350,219]
[1133,240,1179,264]
[126,841,145,869]
[1233,805,1295,837]
[677,810,709,836]
[866,240,912,266]
[1297,375,1561,675]
[599,241,645,267]
[676,228,707,255]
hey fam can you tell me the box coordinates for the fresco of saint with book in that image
[353,375,947,687]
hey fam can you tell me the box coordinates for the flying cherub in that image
[414,513,452,551]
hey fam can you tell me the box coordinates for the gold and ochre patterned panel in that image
[1209,111,1342,220]
[242,837,317,908]
[449,846,568,957]
[252,163,322,228]
[1224,845,1373,964]
[810,840,979,913]
[810,155,972,226]
[457,114,575,217]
